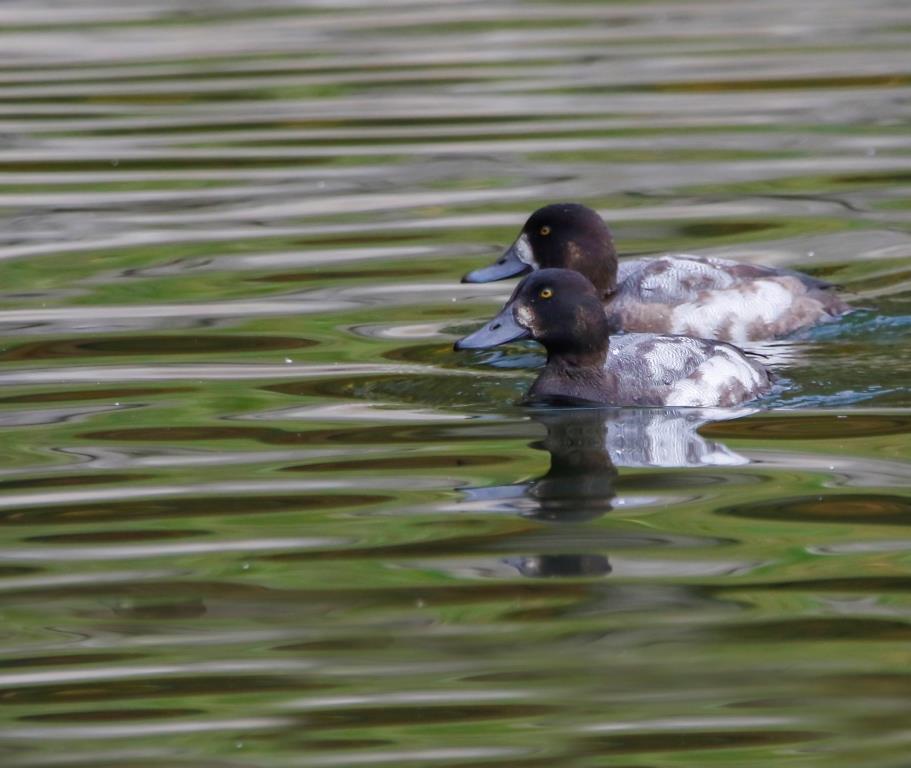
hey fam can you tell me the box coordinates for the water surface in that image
[1,1,911,766]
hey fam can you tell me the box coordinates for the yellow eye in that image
[539,225,551,236]
[539,287,553,299]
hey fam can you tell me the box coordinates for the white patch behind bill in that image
[513,233,538,269]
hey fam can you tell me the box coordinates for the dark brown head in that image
[462,203,618,299]
[454,268,611,359]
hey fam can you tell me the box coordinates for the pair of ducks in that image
[455,204,851,407]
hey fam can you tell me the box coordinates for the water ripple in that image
[1,1,910,767]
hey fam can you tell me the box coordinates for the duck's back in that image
[611,255,849,343]
[606,332,772,407]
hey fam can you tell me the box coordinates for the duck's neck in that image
[563,233,617,301]
[528,345,613,405]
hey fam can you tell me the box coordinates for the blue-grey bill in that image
[461,241,531,283]
[454,307,530,350]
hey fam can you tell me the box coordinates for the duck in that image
[454,269,773,407]
[462,203,851,344]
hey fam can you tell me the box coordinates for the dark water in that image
[2,1,911,766]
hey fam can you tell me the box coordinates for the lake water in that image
[1,1,911,766]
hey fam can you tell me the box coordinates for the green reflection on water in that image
[0,0,910,766]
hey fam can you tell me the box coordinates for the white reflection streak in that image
[306,748,525,766]
[0,660,313,688]
[0,480,345,509]
[0,537,344,563]
[0,717,293,741]
[241,402,470,422]
[583,715,798,733]
[286,690,527,710]
[0,362,434,385]
[0,300,353,324]
[0,475,442,513]
[13,749,172,767]
[0,569,177,592]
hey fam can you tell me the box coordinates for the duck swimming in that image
[462,203,851,344]
[455,269,773,408]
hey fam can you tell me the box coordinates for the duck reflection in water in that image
[463,407,749,578]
